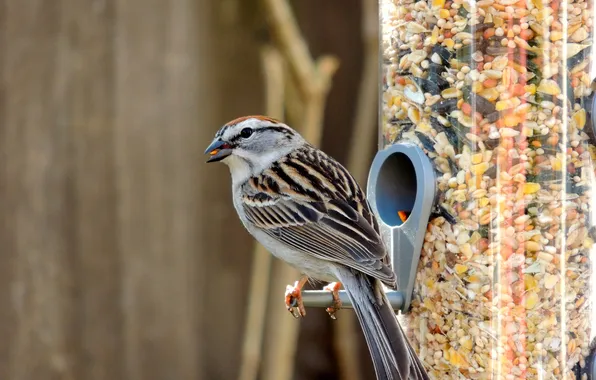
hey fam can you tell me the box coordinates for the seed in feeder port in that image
[398,211,410,223]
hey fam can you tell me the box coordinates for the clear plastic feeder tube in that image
[380,0,596,378]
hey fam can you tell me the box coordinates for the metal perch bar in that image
[301,290,405,311]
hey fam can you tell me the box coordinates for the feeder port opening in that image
[374,152,417,228]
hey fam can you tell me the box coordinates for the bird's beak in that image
[204,139,233,163]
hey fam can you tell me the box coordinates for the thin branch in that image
[300,57,340,145]
[284,66,305,127]
[261,0,339,100]
[262,46,287,122]
[238,45,285,380]
[261,0,316,97]
[260,261,302,380]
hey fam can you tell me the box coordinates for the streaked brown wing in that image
[242,146,396,286]
[242,195,395,284]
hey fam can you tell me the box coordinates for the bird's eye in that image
[240,128,253,138]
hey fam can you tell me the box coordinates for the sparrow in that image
[205,115,429,380]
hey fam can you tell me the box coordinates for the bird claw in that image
[285,281,306,318]
[323,282,342,319]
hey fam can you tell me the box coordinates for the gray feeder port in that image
[366,142,437,312]
[300,142,436,312]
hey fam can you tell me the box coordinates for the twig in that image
[262,46,287,122]
[237,45,285,380]
[334,1,380,379]
[260,261,301,380]
[300,57,340,144]
[284,67,304,128]
[262,0,319,98]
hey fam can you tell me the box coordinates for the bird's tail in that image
[335,267,429,380]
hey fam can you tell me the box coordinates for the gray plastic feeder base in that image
[366,143,437,312]
[301,289,404,310]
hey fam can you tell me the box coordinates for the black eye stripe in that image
[228,126,295,143]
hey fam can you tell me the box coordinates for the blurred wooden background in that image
[0,0,378,379]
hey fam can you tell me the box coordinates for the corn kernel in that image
[467,274,481,283]
[511,62,527,74]
[454,264,468,274]
[417,121,431,132]
[479,88,500,102]
[523,182,541,194]
[502,67,511,87]
[471,162,489,176]
[567,23,582,37]
[424,298,436,311]
[503,114,520,127]
[424,278,435,289]
[408,107,421,123]
[461,243,473,260]
[439,8,450,18]
[495,100,508,111]
[524,291,539,309]
[524,274,538,290]
[496,97,521,111]
[432,0,445,8]
[573,109,586,129]
[460,337,473,351]
[448,348,469,367]
[522,126,534,137]
[537,79,561,95]
[431,26,439,44]
[444,38,455,49]
[550,30,563,41]
[472,82,484,93]
[524,84,536,94]
[471,153,483,165]
[526,240,542,251]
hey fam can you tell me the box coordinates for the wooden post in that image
[0,0,262,379]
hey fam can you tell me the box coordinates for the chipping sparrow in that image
[205,116,429,380]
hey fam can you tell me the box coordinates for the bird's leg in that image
[323,282,343,319]
[285,275,309,318]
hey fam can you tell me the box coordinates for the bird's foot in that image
[285,276,308,318]
[323,282,342,319]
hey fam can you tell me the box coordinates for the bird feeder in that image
[367,0,596,378]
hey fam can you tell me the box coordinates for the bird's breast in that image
[232,188,337,282]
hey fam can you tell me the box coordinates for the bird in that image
[205,115,430,380]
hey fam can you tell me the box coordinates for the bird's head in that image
[204,115,305,183]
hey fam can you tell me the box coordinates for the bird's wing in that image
[241,145,396,286]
